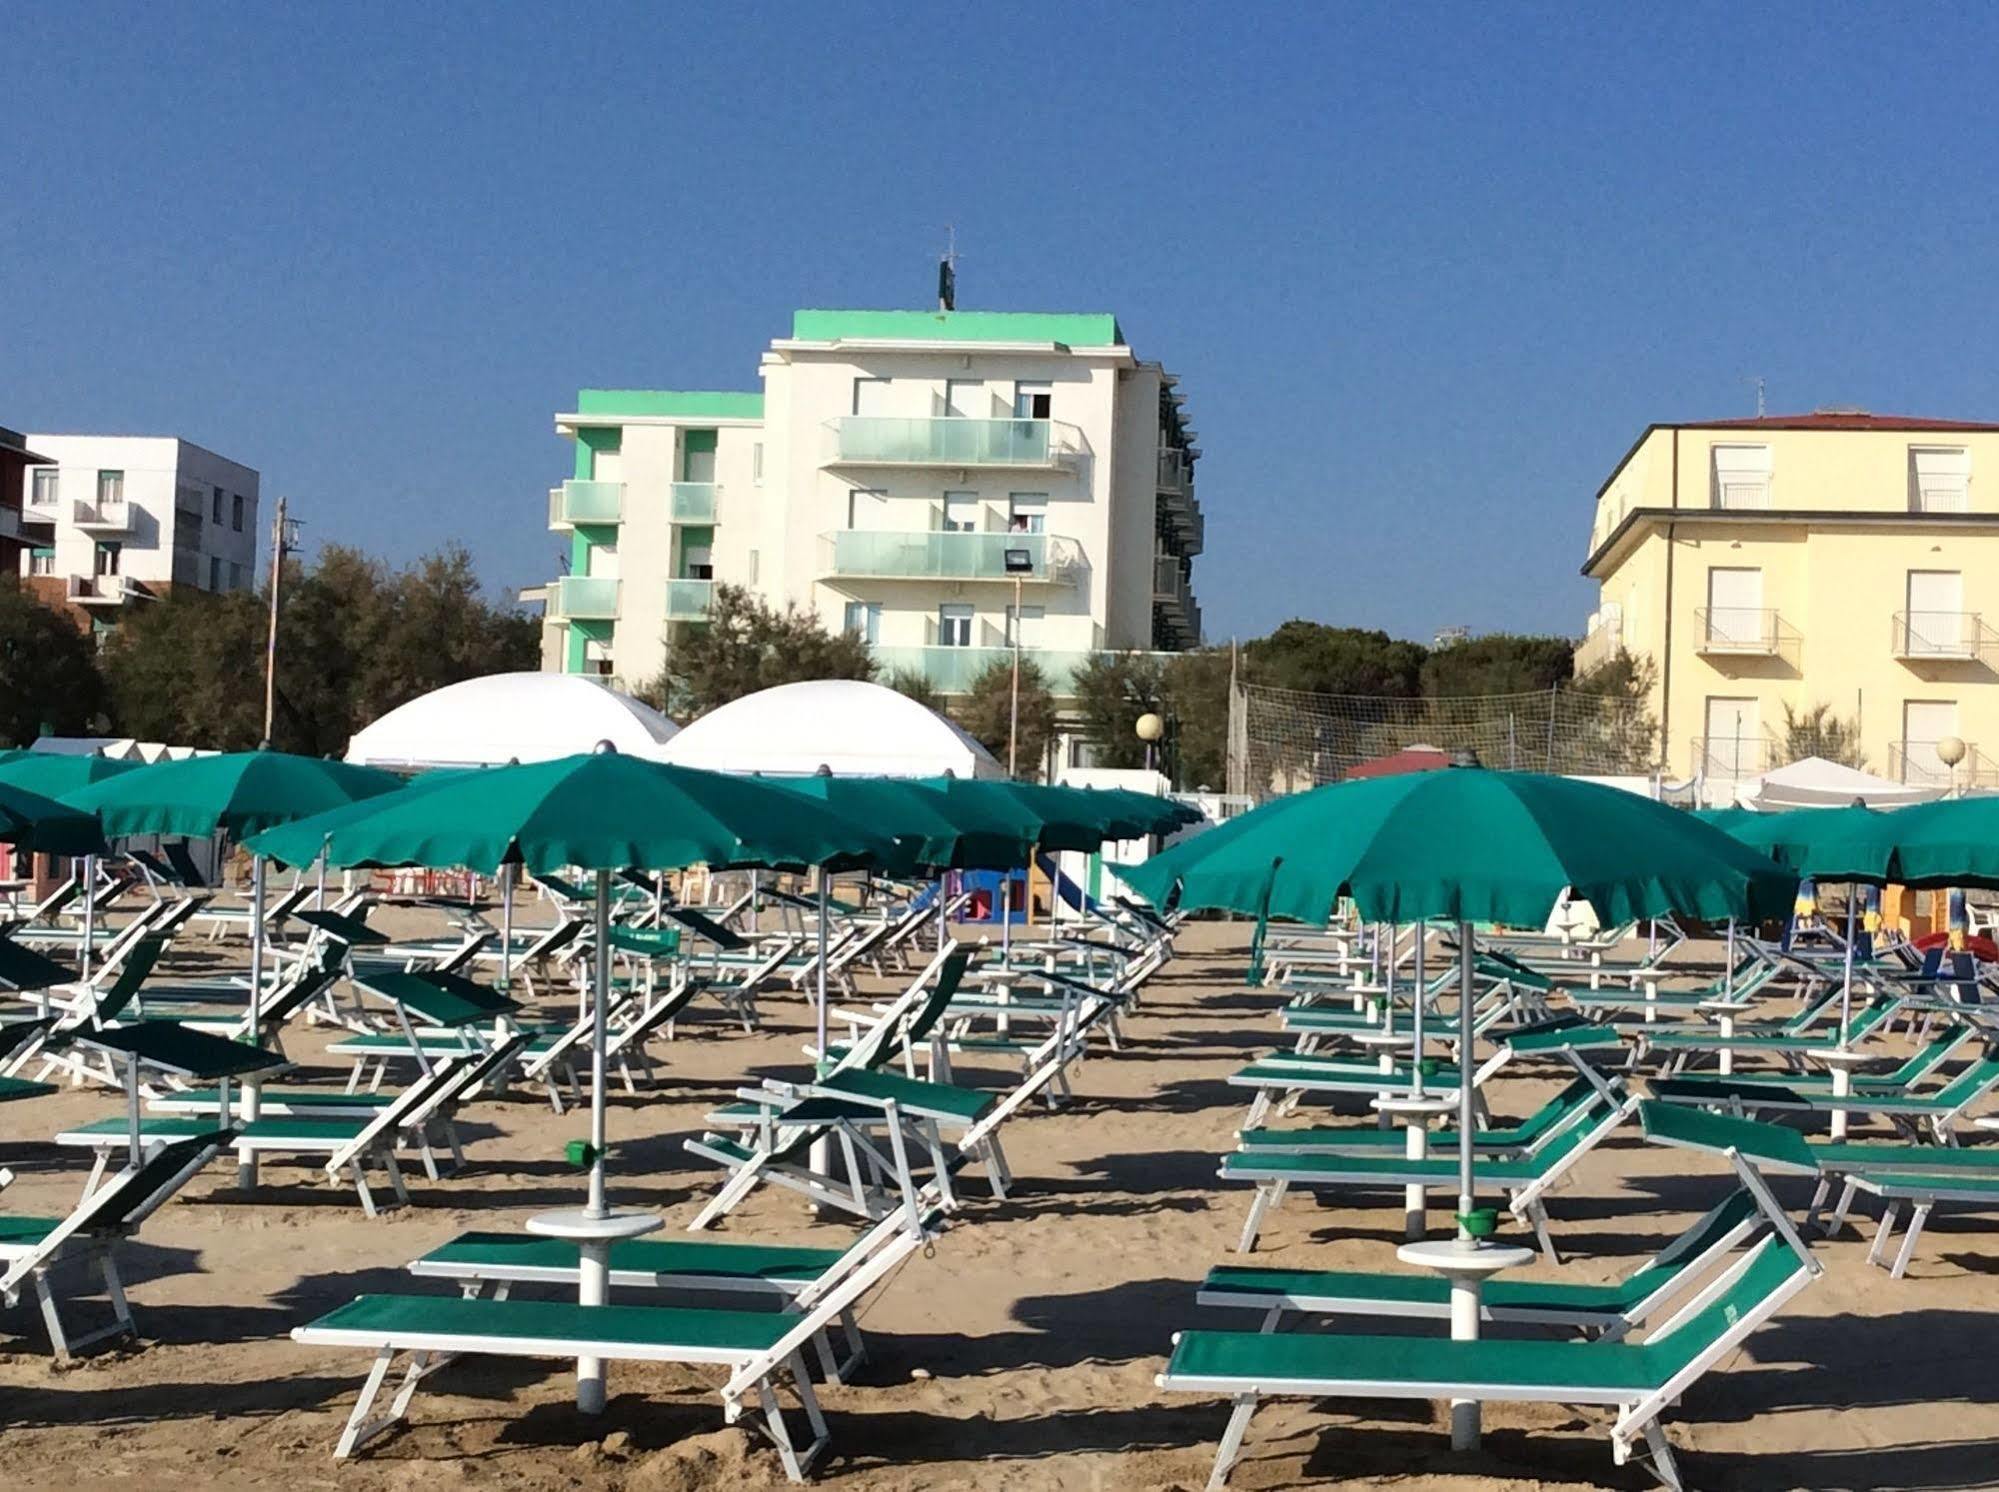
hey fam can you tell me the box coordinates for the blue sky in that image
[9,4,1999,645]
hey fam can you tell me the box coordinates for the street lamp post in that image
[1136,711,1164,774]
[1938,733,1968,799]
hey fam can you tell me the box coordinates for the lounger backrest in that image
[1931,1054,1999,1106]
[662,906,747,951]
[836,942,960,1072]
[1637,1232,1814,1383]
[607,923,682,958]
[255,943,347,1026]
[0,939,75,991]
[1637,1098,1819,1174]
[162,842,209,889]
[1509,1076,1600,1144]
[897,950,972,1049]
[0,1016,53,1062]
[1,1130,230,1290]
[526,916,585,961]
[1623,1188,1763,1301]
[92,936,168,1024]
[321,1057,465,1175]
[1887,1024,1969,1084]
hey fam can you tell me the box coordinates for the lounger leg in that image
[1237,1181,1283,1254]
[383,1151,410,1208]
[1891,1203,1931,1280]
[1805,1177,1831,1229]
[333,1347,399,1458]
[350,1161,378,1219]
[98,1249,134,1341]
[754,1373,807,1483]
[1640,1419,1684,1491]
[1209,1393,1260,1490]
[690,1150,775,1230]
[1829,1179,1858,1236]
[1867,1202,1900,1267]
[33,1271,72,1363]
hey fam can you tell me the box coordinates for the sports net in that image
[1226,680,1657,800]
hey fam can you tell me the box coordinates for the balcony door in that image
[1705,567,1764,648]
[1012,381,1052,420]
[852,377,893,416]
[944,380,984,419]
[941,492,978,533]
[1906,570,1965,656]
[1702,696,1759,778]
[1901,701,1959,786]
[846,488,890,530]
[843,601,881,644]
[937,604,974,648]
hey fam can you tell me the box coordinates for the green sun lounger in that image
[1199,1185,1764,1340]
[1650,1054,1999,1143]
[1234,1075,1612,1159]
[1161,1228,1817,1491]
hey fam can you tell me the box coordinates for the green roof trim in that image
[573,390,764,420]
[790,309,1123,347]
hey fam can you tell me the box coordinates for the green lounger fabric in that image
[0,1076,56,1103]
[305,1293,793,1352]
[0,1215,61,1247]
[421,1231,844,1282]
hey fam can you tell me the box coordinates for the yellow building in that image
[1577,411,1999,792]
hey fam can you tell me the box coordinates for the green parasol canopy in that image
[0,780,106,856]
[768,774,1033,872]
[913,778,1117,854]
[0,752,146,797]
[1719,803,1907,883]
[245,751,899,875]
[1807,795,1999,890]
[1689,805,1762,836]
[1123,769,1798,927]
[63,750,404,839]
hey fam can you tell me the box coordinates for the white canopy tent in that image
[344,672,680,770]
[1735,755,1942,810]
[659,679,1002,779]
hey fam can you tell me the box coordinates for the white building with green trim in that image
[536,308,1204,701]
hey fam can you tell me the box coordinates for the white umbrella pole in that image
[811,871,833,1212]
[1411,922,1425,1098]
[80,854,95,982]
[1839,892,1858,1045]
[588,869,610,1219]
[126,1046,142,1167]
[1456,925,1476,1237]
[499,862,515,992]
[239,852,267,1189]
[314,848,327,911]
[936,873,948,951]
[1001,870,1013,962]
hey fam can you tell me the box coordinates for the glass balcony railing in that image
[669,483,718,523]
[551,576,620,620]
[821,530,1084,583]
[871,645,1187,697]
[826,416,1083,469]
[665,577,716,621]
[549,480,624,528]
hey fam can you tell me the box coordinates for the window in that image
[1709,445,1771,509]
[1013,381,1052,420]
[28,547,53,576]
[682,544,713,581]
[937,604,974,648]
[746,549,760,585]
[1004,604,1044,648]
[944,379,985,418]
[212,485,224,522]
[97,470,124,504]
[94,541,121,577]
[229,562,243,590]
[209,557,222,590]
[1007,493,1048,534]
[231,493,244,531]
[941,492,978,532]
[852,377,893,416]
[29,469,57,507]
[1911,446,1970,513]
[752,442,764,485]
[843,601,881,643]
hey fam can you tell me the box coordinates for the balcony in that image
[870,645,1187,697]
[1694,607,1793,658]
[664,578,716,621]
[1892,611,1999,665]
[1690,734,1779,781]
[548,480,624,530]
[1157,448,1193,494]
[1888,741,1999,792]
[66,574,146,607]
[1153,556,1201,646]
[1574,621,1623,678]
[71,498,134,534]
[824,416,1086,471]
[820,530,1085,585]
[669,483,718,523]
[549,576,620,621]
[21,491,56,525]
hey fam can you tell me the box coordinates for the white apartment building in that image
[18,435,259,630]
[538,308,1205,700]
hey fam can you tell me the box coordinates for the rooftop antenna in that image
[938,225,958,311]
[1748,376,1766,418]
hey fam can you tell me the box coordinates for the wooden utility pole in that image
[262,496,287,744]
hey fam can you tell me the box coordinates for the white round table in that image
[1697,996,1758,1075]
[1814,1047,1873,1140]
[527,1207,662,1412]
[1396,1238,1538,1450]
[1375,1095,1455,1240]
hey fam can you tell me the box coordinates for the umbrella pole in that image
[1403,920,1428,1240]
[239,853,267,1189]
[1719,918,1738,1076]
[811,870,833,1213]
[498,862,515,992]
[1001,870,1013,963]
[314,848,327,911]
[588,869,609,1220]
[936,873,947,951]
[1456,924,1476,1239]
[126,1045,142,1168]
[81,854,95,982]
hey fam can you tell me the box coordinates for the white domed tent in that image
[660,679,1002,779]
[344,672,680,770]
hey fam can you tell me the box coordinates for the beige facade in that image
[1578,413,1999,791]
[539,309,1205,702]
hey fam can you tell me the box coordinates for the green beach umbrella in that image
[0,753,145,796]
[1123,768,1796,1252]
[767,774,1033,872]
[1690,805,1762,836]
[247,745,896,1372]
[62,750,403,840]
[0,779,105,857]
[1721,803,1907,883]
[1834,795,1999,889]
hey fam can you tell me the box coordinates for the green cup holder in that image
[1456,1207,1499,1239]
[1418,1058,1441,1078]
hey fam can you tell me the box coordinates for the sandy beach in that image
[5,909,1998,1492]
